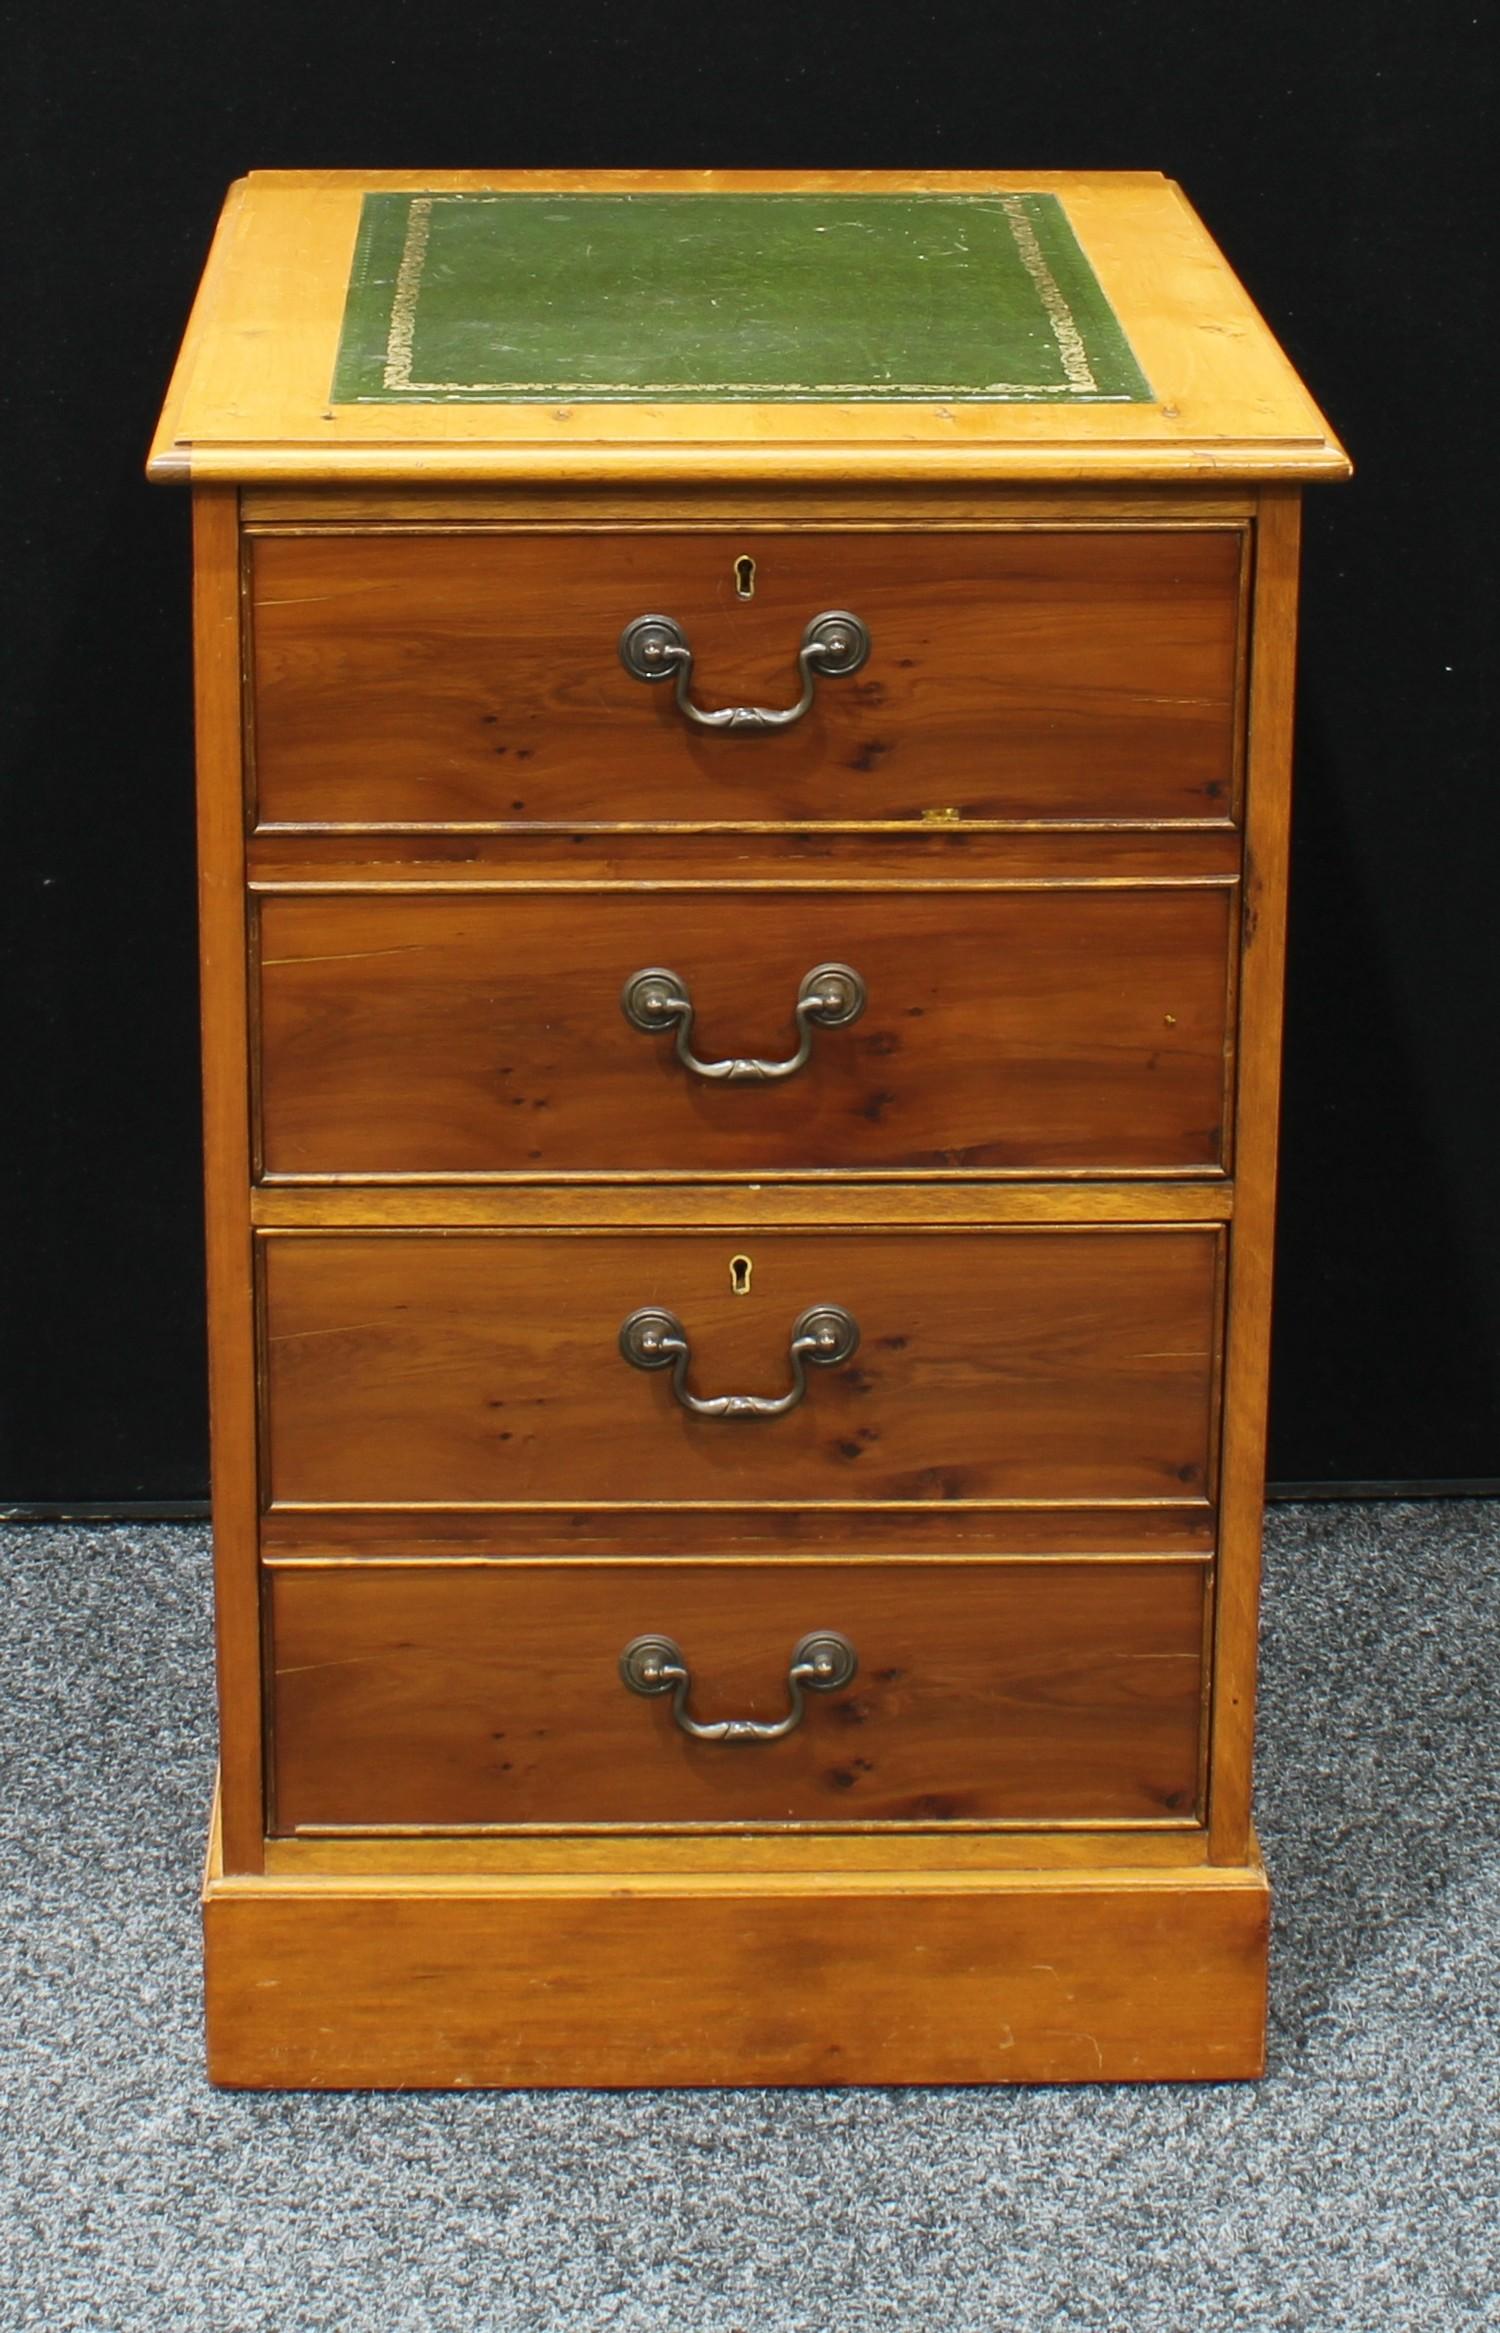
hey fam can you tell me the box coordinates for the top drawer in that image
[248,529,1244,831]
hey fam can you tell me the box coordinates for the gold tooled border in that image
[380,192,1108,400]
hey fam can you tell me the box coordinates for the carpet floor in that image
[2,1503,1495,2331]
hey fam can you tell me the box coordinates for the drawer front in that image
[261,1228,1220,1509]
[256,886,1234,1178]
[249,529,1243,829]
[267,1559,1208,1829]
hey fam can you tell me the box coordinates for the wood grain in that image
[248,824,1244,887]
[249,1184,1234,1227]
[258,1503,1217,1562]
[260,1226,1222,1511]
[264,1827,1211,1876]
[191,487,263,1874]
[203,1837,1271,2086]
[267,1558,1206,1829]
[241,484,1262,524]
[1209,487,1302,1860]
[248,527,1243,829]
[255,885,1234,1178]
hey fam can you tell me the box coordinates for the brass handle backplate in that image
[618,1630,859,1742]
[620,961,866,1083]
[618,610,871,731]
[618,1304,860,1418]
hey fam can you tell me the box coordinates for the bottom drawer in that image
[267,1561,1208,1831]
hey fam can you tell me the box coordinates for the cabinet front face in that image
[247,527,1245,830]
[267,1559,1208,1830]
[260,1226,1222,1512]
[255,885,1236,1179]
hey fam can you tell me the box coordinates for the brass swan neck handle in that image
[620,962,866,1084]
[618,610,871,731]
[619,1631,859,1742]
[618,1304,860,1419]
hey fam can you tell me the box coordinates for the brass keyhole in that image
[729,1254,754,1296]
[733,555,756,600]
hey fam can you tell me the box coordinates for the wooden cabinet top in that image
[149,169,1347,486]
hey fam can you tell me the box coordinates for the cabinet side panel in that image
[1209,486,1301,1859]
[193,485,264,1871]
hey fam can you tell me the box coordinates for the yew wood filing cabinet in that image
[150,169,1347,2088]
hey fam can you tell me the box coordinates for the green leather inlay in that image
[331,192,1151,404]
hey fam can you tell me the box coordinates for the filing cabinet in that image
[150,168,1347,2086]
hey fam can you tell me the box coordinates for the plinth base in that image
[203,1797,1270,2090]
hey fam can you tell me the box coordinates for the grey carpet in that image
[2,1503,1496,2332]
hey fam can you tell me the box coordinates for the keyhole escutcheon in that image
[733,555,756,600]
[730,1254,754,1296]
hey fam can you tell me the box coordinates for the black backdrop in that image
[4,2,1496,1503]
